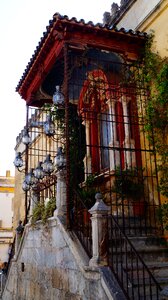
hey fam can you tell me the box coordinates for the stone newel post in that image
[89,193,110,267]
[54,169,67,223]
[29,191,39,221]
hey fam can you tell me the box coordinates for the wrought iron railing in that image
[71,189,92,258]
[107,215,162,299]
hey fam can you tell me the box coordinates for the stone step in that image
[108,245,168,263]
[108,235,168,263]
[139,261,168,278]
[109,264,163,299]
[122,262,168,281]
[112,216,158,236]
[107,228,168,298]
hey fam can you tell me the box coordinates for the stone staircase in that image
[108,215,168,299]
[130,236,168,297]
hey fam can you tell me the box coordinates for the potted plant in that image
[112,167,146,217]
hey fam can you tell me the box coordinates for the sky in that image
[0,0,120,177]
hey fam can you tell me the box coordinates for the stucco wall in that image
[2,218,119,300]
[117,0,168,57]
[117,0,160,30]
[0,172,14,267]
[0,244,10,267]
[0,193,13,228]
[12,170,25,230]
[139,0,168,58]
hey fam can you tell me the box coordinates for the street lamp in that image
[22,128,31,145]
[53,86,64,108]
[34,162,44,180]
[13,152,24,170]
[25,169,36,186]
[31,114,55,137]
[14,147,66,193]
[22,180,31,192]
[43,115,55,136]
[55,147,66,170]
[42,154,54,174]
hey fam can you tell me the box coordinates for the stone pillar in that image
[89,193,110,267]
[107,99,120,170]
[29,191,39,222]
[54,169,67,223]
[14,232,19,258]
[83,120,92,178]
[122,96,136,168]
[14,221,24,257]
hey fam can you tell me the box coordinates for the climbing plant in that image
[31,197,56,225]
[137,33,168,198]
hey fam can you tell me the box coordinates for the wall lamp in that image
[14,149,66,192]
[55,147,66,170]
[13,152,24,171]
[14,85,65,192]
[53,86,65,108]
[22,129,31,145]
[20,85,64,146]
[21,113,56,146]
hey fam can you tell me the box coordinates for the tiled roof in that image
[16,12,147,92]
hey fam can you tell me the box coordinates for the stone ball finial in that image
[103,12,111,25]
[95,193,103,202]
[111,3,119,16]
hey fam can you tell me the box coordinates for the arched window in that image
[78,69,142,174]
[78,69,111,174]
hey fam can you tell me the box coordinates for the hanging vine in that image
[138,33,168,198]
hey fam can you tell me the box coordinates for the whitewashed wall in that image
[2,218,118,300]
[117,0,160,30]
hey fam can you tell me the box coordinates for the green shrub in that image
[31,197,56,226]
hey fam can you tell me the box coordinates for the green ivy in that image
[112,167,145,201]
[157,202,168,230]
[138,34,168,198]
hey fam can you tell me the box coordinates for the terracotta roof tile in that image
[16,13,147,92]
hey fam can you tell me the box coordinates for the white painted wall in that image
[0,193,13,228]
[117,0,161,30]
[2,218,124,300]
[0,243,12,265]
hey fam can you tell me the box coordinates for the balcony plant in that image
[112,167,146,216]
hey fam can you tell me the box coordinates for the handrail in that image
[108,214,162,299]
